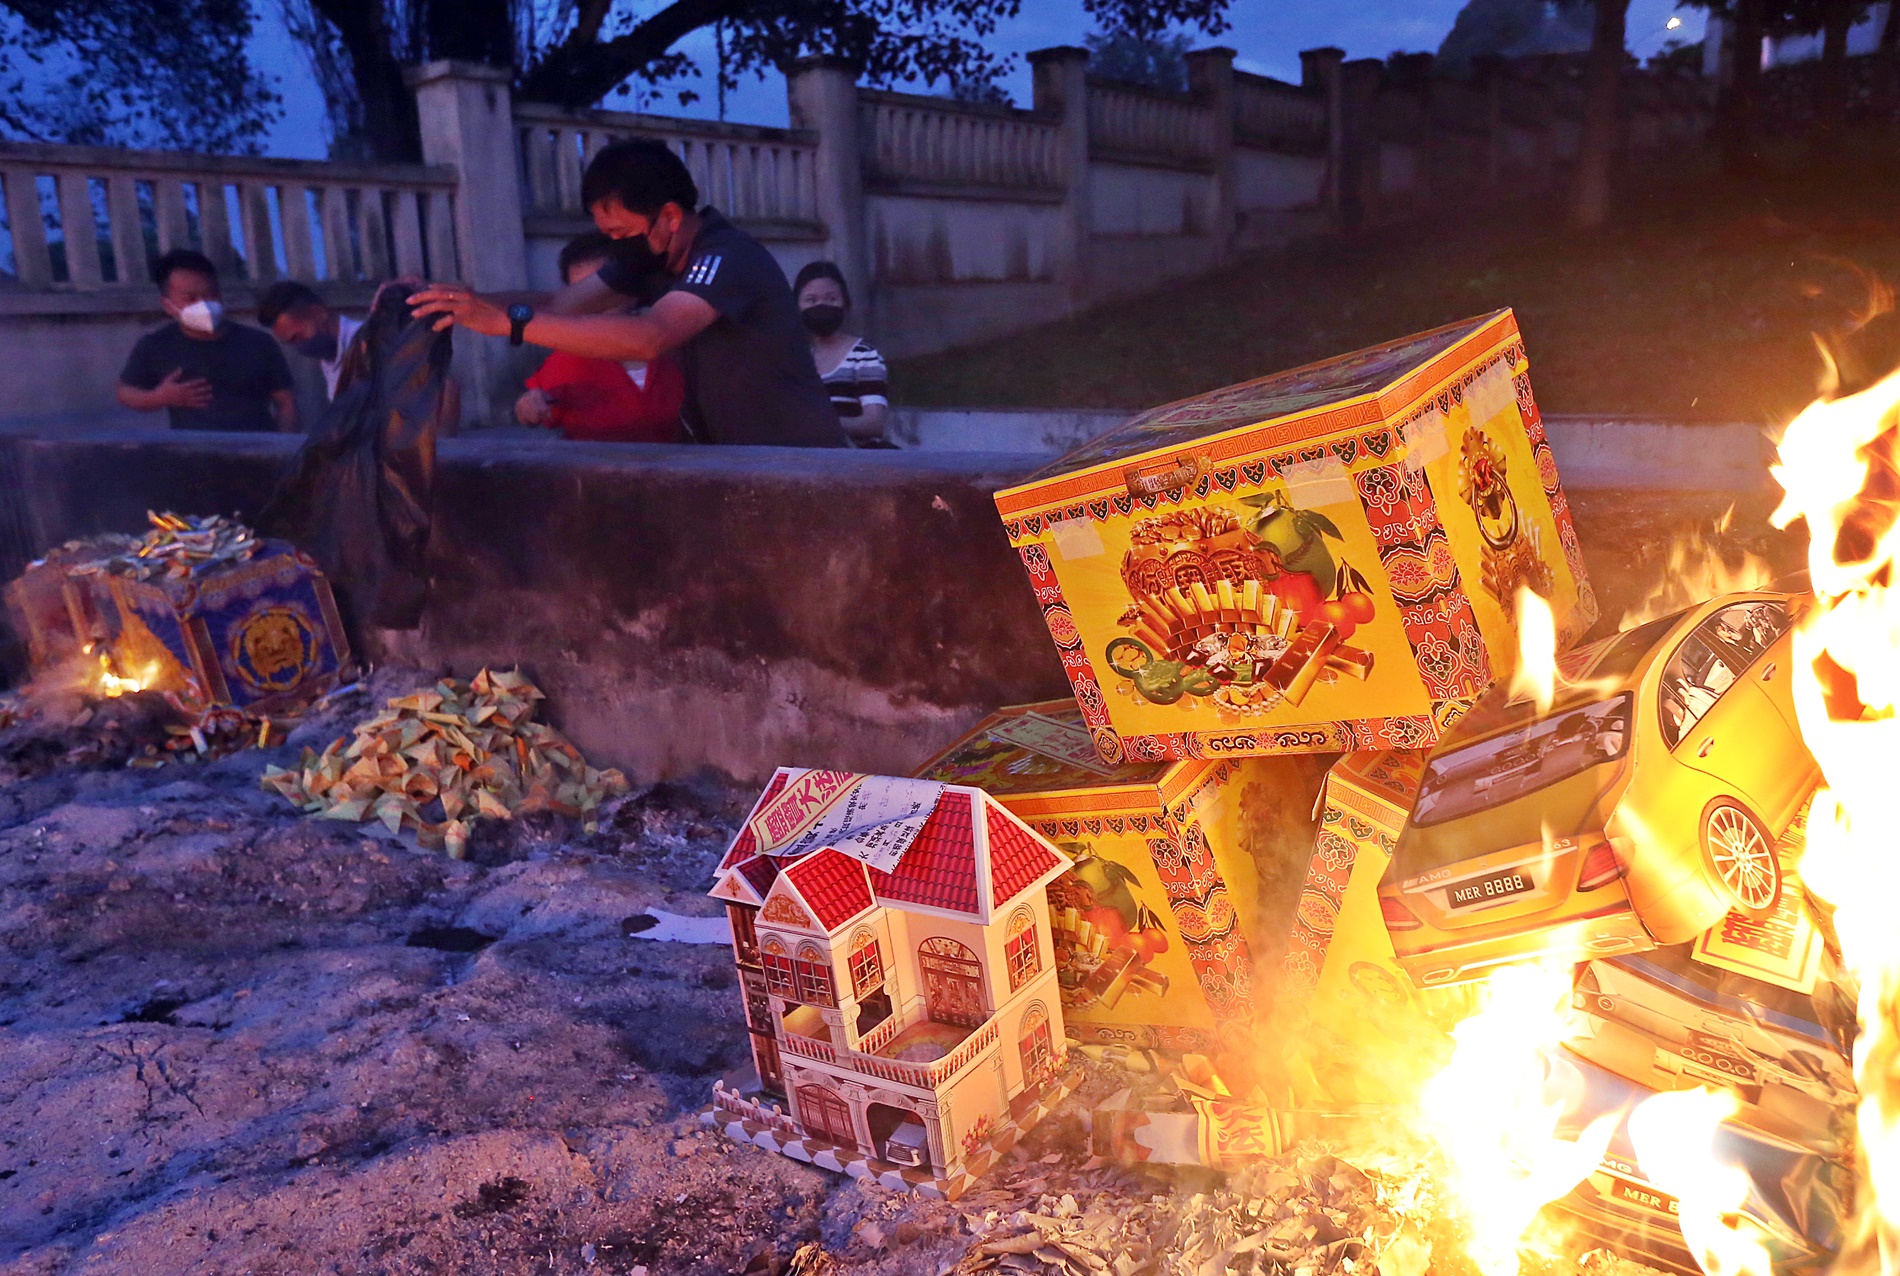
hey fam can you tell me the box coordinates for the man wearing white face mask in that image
[117,250,297,432]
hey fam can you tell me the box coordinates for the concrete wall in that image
[1235,149,1327,212]
[0,427,1795,786]
[889,408,1776,492]
[0,430,1067,783]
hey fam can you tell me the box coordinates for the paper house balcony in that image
[700,770,1080,1199]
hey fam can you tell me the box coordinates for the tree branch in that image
[572,0,616,46]
[518,0,749,108]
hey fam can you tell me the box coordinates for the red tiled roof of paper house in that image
[985,810,1064,908]
[719,771,793,870]
[782,848,874,930]
[734,855,781,899]
[870,792,981,917]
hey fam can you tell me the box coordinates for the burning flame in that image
[1419,957,1617,1276]
[1626,1088,1772,1276]
[93,653,148,698]
[1769,359,1900,1274]
[1618,506,1774,628]
[1509,586,1558,713]
[89,656,154,698]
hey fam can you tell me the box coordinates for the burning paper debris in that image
[261,669,627,857]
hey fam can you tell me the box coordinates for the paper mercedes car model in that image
[1544,1046,1847,1276]
[1378,592,1820,986]
[1566,941,1856,1155]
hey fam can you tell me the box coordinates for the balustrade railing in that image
[0,142,458,292]
[1086,80,1218,166]
[781,1032,837,1064]
[858,91,1064,192]
[790,1015,1003,1090]
[513,103,821,228]
[1234,74,1328,152]
[711,1080,798,1135]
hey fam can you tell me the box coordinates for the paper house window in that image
[761,936,797,998]
[848,929,884,997]
[794,944,836,1008]
[1019,1002,1053,1082]
[1005,907,1040,992]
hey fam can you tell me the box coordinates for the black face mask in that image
[801,304,845,337]
[292,330,338,361]
[609,233,665,278]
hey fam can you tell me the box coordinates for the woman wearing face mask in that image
[793,261,893,447]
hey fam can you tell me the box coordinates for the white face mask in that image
[177,299,224,335]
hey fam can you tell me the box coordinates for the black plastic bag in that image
[260,285,452,631]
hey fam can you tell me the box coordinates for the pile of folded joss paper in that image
[261,668,628,857]
[77,512,262,582]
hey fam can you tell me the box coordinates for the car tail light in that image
[1379,894,1423,931]
[1577,839,1625,891]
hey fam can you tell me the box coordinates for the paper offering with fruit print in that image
[994,309,1594,762]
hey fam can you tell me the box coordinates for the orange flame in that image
[1508,586,1559,713]
[1618,507,1774,629]
[1626,1089,1772,1276]
[1419,957,1618,1275]
[1769,360,1900,1275]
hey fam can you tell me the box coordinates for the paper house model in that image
[702,769,1080,1198]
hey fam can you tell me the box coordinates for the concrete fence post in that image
[1029,45,1093,309]
[407,59,528,428]
[1338,59,1385,229]
[407,60,528,292]
[786,57,872,334]
[1300,47,1346,226]
[1185,46,1238,253]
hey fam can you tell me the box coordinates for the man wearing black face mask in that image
[410,138,845,448]
[259,281,366,402]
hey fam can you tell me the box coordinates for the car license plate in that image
[1608,1174,1680,1218]
[1449,869,1533,908]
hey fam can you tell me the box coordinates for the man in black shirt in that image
[410,139,844,447]
[117,250,298,433]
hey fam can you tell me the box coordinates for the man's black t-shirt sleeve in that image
[119,334,165,389]
[669,248,753,322]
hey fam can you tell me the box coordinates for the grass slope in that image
[892,142,1900,427]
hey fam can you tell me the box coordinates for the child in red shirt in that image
[515,236,685,442]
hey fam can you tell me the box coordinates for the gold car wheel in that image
[1703,801,1782,917]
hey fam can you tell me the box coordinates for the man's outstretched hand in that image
[408,284,508,337]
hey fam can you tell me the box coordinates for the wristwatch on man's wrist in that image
[507,303,534,346]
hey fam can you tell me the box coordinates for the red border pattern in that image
[1512,365,1599,639]
[1277,775,1407,1002]
[1145,825,1254,1023]
[1354,458,1492,702]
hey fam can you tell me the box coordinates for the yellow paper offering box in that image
[994,310,1596,763]
[1274,749,1473,1107]
[914,700,1332,1072]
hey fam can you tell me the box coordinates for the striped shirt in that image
[820,339,889,422]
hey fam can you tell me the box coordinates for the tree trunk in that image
[1816,0,1855,151]
[1880,0,1900,127]
[424,0,515,68]
[1719,0,1765,174]
[1570,0,1629,230]
[311,0,421,162]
